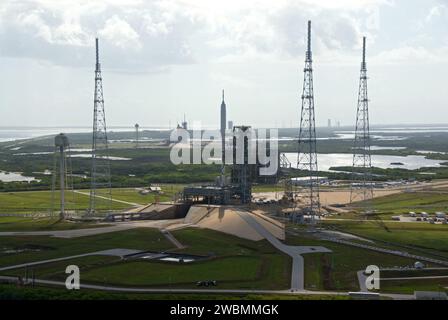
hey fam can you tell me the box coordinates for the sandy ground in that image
[319,189,401,205]
[253,189,401,206]
[253,180,448,207]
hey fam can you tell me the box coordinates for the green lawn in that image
[0,284,351,300]
[80,256,264,288]
[323,220,448,259]
[358,191,448,217]
[4,255,120,280]
[0,185,184,214]
[22,251,289,290]
[381,269,448,278]
[107,185,184,204]
[252,184,283,193]
[0,190,126,213]
[286,231,417,292]
[375,278,448,294]
[169,228,291,289]
[0,228,291,290]
[0,228,173,267]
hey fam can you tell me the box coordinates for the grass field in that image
[0,228,291,290]
[5,255,120,279]
[2,187,448,295]
[323,220,448,259]
[381,269,448,278]
[252,184,283,193]
[0,284,351,300]
[0,228,173,267]
[80,256,265,288]
[285,231,417,292]
[0,185,184,214]
[361,191,448,218]
[375,278,448,294]
[76,228,291,289]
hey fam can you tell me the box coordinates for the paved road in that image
[237,211,331,291]
[162,230,185,249]
[0,275,415,299]
[0,275,342,296]
[0,219,182,238]
[73,190,141,206]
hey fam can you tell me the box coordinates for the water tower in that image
[135,123,139,147]
[52,133,72,219]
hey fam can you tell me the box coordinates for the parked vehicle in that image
[196,280,217,287]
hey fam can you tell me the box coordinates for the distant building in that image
[291,176,329,186]
[182,114,188,130]
[327,119,332,127]
[228,120,233,130]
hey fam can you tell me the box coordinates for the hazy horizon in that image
[3,123,448,130]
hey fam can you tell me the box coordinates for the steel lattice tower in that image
[88,38,111,216]
[297,20,320,221]
[350,37,373,204]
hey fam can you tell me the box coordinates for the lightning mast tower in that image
[297,20,320,222]
[350,37,373,205]
[88,38,111,216]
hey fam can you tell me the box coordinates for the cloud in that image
[204,1,385,64]
[0,0,443,72]
[0,0,197,71]
[99,15,142,50]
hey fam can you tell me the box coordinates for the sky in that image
[0,0,447,128]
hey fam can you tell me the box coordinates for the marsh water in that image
[285,153,444,171]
